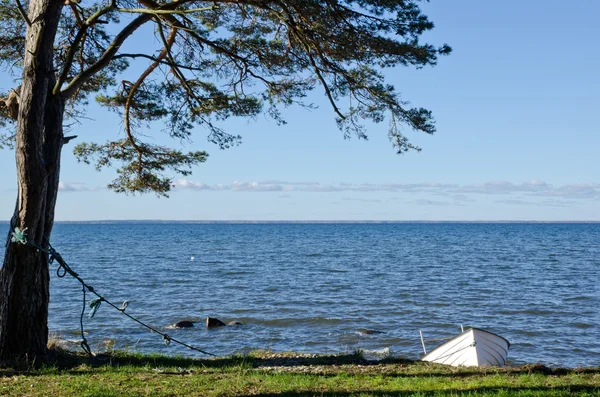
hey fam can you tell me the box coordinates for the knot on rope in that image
[55,256,79,278]
[163,334,171,345]
[10,227,28,244]
[55,253,79,276]
[88,298,104,318]
[56,262,68,278]
[119,301,129,312]
[81,340,92,356]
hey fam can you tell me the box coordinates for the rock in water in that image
[206,317,227,328]
[360,329,385,335]
[174,320,195,328]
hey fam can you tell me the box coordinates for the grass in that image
[1,349,599,396]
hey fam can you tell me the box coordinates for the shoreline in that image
[4,220,600,224]
[39,343,600,371]
[2,349,599,396]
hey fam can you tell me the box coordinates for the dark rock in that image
[206,317,227,328]
[228,321,243,326]
[174,320,195,328]
[360,329,385,335]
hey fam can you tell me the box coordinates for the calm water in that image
[1,222,599,367]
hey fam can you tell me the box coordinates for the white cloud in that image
[448,180,600,200]
[340,197,383,204]
[537,183,600,199]
[171,179,228,190]
[172,179,459,193]
[382,182,459,192]
[231,181,284,191]
[456,180,552,195]
[495,199,575,208]
[413,199,453,206]
[58,182,95,192]
[259,180,320,186]
[301,184,342,192]
[170,178,600,200]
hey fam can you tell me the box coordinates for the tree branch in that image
[53,1,118,95]
[113,52,204,71]
[275,3,346,120]
[14,0,31,27]
[59,0,221,99]
[61,14,151,99]
[116,5,217,15]
[123,26,177,176]
[155,19,204,109]
[301,38,345,120]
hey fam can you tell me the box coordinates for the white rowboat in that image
[421,328,510,367]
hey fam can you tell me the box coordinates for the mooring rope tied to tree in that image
[10,227,215,357]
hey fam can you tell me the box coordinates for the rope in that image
[11,227,215,357]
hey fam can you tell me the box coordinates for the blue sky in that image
[1,0,599,221]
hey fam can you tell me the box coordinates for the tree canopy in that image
[0,0,451,361]
[0,0,450,195]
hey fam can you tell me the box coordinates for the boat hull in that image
[421,328,510,367]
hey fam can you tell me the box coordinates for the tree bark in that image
[0,0,64,361]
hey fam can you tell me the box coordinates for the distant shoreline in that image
[2,220,600,224]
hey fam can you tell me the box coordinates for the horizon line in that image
[2,220,600,224]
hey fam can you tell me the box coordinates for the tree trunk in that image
[0,0,64,361]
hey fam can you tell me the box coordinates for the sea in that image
[0,222,598,367]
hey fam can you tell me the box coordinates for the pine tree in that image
[0,0,450,360]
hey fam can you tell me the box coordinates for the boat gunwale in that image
[421,327,510,363]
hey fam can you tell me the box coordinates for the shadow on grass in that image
[243,385,600,397]
[1,348,401,374]
[1,348,252,374]
[1,348,599,380]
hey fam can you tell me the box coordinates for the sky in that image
[1,0,599,221]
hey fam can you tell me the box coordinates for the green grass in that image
[1,349,599,396]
